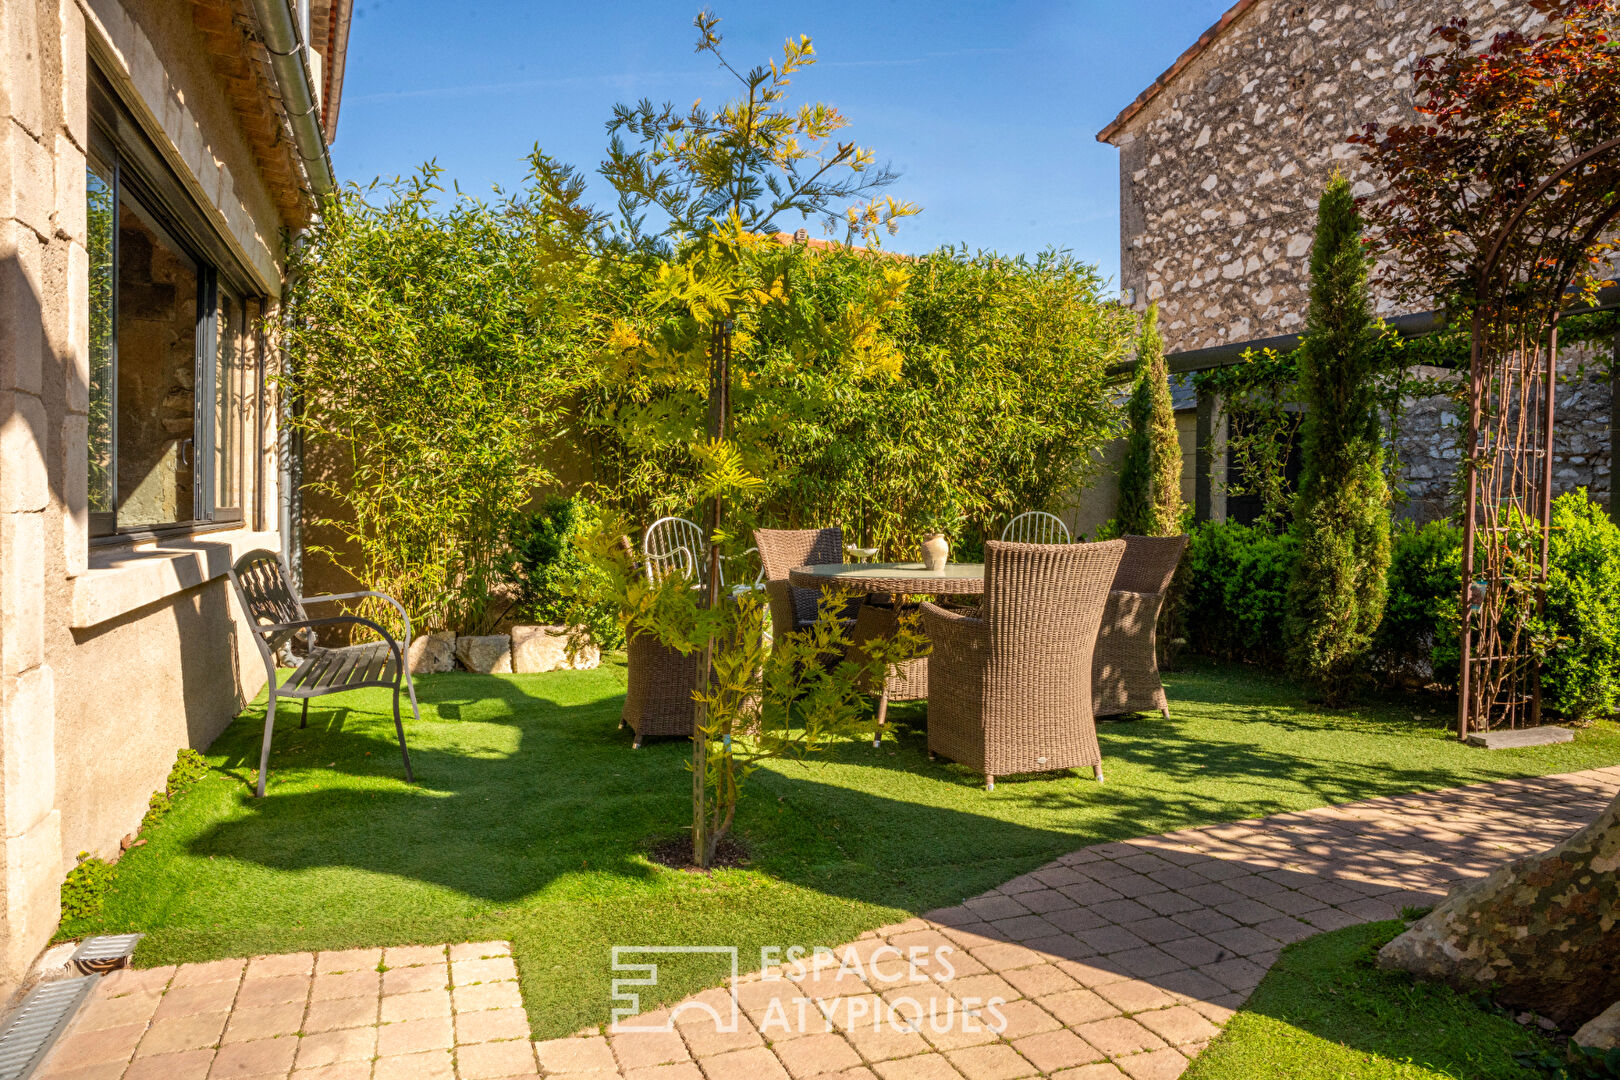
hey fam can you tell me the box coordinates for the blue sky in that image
[331,1,1234,288]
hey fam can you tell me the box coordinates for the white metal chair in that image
[1001,511,1072,545]
[643,516,710,586]
[642,516,763,595]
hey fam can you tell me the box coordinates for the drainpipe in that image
[249,0,336,196]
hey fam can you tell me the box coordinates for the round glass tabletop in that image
[787,562,986,594]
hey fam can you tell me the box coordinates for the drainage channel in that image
[0,936,142,1080]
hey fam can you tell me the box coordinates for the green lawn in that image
[1184,922,1554,1080]
[68,657,1620,1039]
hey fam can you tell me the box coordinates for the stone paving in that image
[38,766,1620,1080]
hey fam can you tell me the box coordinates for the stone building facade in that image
[1093,0,1616,522]
[1,0,350,994]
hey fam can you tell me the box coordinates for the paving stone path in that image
[39,766,1620,1080]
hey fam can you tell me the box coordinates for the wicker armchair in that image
[622,631,703,747]
[620,527,765,747]
[922,539,1125,790]
[1093,534,1189,719]
[620,528,704,748]
[753,527,862,638]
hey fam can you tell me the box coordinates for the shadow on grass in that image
[1185,922,1551,1080]
[187,660,1554,918]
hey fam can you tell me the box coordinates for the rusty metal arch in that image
[1457,137,1620,738]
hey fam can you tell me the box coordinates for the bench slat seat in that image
[281,643,399,697]
[228,549,418,796]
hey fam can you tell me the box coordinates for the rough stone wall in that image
[1107,0,1613,520]
[1393,345,1615,522]
[1111,0,1540,352]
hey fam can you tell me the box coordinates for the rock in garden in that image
[455,634,513,674]
[510,625,601,672]
[1377,787,1620,1028]
[1574,1001,1620,1051]
[408,631,456,674]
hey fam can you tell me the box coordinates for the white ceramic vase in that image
[921,533,949,572]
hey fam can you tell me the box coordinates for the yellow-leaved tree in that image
[527,12,924,868]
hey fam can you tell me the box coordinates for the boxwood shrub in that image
[1178,490,1620,720]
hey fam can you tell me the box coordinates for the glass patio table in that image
[785,561,986,596]
[787,562,985,745]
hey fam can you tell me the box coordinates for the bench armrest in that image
[301,591,413,645]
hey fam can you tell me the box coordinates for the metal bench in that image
[228,549,417,796]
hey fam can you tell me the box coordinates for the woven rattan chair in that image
[622,630,703,748]
[754,527,862,638]
[921,539,1125,791]
[228,549,416,797]
[623,524,765,747]
[1001,511,1071,544]
[1093,534,1189,719]
[621,527,701,748]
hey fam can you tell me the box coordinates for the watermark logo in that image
[610,946,741,1033]
[610,944,1005,1038]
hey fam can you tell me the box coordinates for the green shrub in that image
[1376,520,1463,689]
[141,747,211,831]
[1182,521,1295,665]
[281,167,575,637]
[1117,304,1183,537]
[1285,176,1391,701]
[61,852,114,922]
[1538,489,1620,721]
[504,496,625,651]
[1183,495,1620,716]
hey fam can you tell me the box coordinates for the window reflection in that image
[87,160,115,527]
[114,193,198,529]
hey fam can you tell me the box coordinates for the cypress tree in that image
[1117,303,1184,536]
[1285,175,1391,701]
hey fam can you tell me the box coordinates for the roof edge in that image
[1096,0,1260,145]
[321,0,353,143]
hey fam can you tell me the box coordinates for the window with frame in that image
[87,70,255,539]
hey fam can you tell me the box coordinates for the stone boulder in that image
[1574,1001,1620,1052]
[1378,787,1620,1027]
[455,634,513,674]
[407,632,456,674]
[510,625,601,673]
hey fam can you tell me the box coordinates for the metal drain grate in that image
[0,976,95,1080]
[69,935,141,975]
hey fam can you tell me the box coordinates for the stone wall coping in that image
[71,528,280,628]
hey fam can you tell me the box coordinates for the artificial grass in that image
[65,656,1620,1039]
[1183,921,1555,1080]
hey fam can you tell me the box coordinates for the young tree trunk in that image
[1377,787,1620,1028]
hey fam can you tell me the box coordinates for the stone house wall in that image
[1392,345,1614,523]
[1108,0,1541,352]
[1,0,330,995]
[1097,0,1614,523]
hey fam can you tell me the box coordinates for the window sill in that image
[71,528,280,629]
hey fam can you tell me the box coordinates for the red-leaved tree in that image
[1353,1,1620,1032]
